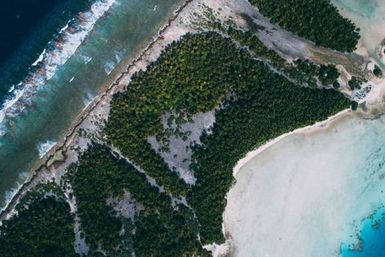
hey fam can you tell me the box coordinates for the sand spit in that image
[207,108,353,257]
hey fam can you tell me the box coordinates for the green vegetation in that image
[374,65,383,77]
[333,81,341,89]
[250,0,360,52]
[187,58,351,244]
[198,11,343,89]
[65,144,207,256]
[221,24,340,88]
[348,76,365,90]
[0,183,77,257]
[106,32,352,245]
[285,60,340,88]
[318,64,340,85]
[351,101,359,111]
[226,25,286,66]
[106,33,254,197]
[1,29,354,256]
[287,60,318,87]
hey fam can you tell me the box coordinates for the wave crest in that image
[0,0,116,137]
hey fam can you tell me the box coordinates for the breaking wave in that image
[1,171,30,213]
[37,140,57,159]
[0,0,116,137]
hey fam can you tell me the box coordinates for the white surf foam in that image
[32,49,46,67]
[37,140,57,159]
[82,92,95,107]
[1,171,30,213]
[0,0,116,136]
[80,54,93,64]
[104,60,117,75]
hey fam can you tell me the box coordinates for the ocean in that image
[0,0,93,101]
[0,0,183,207]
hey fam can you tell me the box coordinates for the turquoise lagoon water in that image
[333,0,377,18]
[330,1,385,254]
[333,0,385,67]
[0,0,183,207]
[226,114,385,257]
[341,207,385,257]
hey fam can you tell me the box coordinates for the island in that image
[1,0,385,257]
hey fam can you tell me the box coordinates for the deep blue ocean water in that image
[0,0,92,101]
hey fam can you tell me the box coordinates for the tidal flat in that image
[225,112,385,257]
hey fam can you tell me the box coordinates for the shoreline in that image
[0,0,116,127]
[3,0,385,240]
[206,108,356,256]
[232,108,353,177]
[0,0,195,221]
[223,108,385,257]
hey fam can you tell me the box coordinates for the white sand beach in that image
[225,111,385,257]
[222,2,385,255]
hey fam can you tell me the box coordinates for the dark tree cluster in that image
[222,25,341,88]
[0,184,77,257]
[65,144,208,257]
[250,0,360,52]
[287,60,340,88]
[106,32,352,245]
[348,76,366,90]
[373,65,383,77]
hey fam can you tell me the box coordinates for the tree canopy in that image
[250,0,360,52]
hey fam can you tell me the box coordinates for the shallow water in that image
[0,0,183,207]
[333,0,385,62]
[341,207,385,257]
[225,114,385,257]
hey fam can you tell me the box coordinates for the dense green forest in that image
[286,60,340,88]
[225,25,286,66]
[222,25,341,88]
[65,144,208,256]
[250,0,360,52]
[0,184,77,257]
[106,32,352,245]
[188,68,350,243]
[105,33,251,198]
